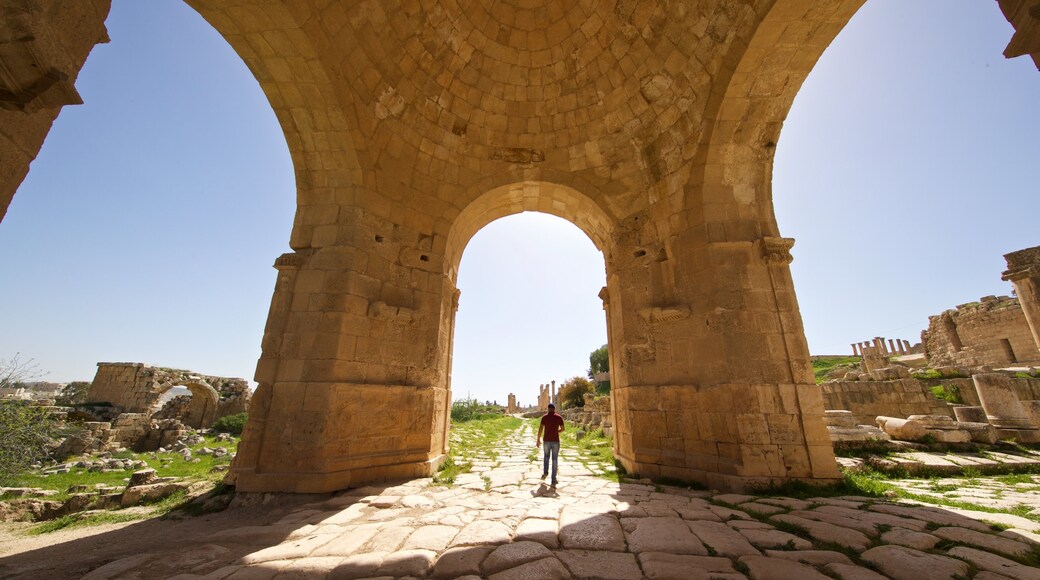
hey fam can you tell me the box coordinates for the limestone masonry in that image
[922,295,1040,368]
[3,1,1039,494]
[87,362,251,429]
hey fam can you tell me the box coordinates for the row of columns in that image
[851,337,912,357]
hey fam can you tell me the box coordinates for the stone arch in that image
[693,0,866,231]
[17,1,1036,493]
[443,181,615,282]
[182,1,363,250]
[151,381,221,429]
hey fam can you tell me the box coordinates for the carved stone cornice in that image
[1002,245,1040,282]
[273,251,309,270]
[639,304,690,324]
[760,236,795,265]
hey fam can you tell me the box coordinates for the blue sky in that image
[1,1,1037,407]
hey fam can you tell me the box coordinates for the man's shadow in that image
[531,482,559,497]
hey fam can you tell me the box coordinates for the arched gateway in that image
[5,1,1033,492]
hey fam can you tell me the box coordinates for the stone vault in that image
[3,1,1036,492]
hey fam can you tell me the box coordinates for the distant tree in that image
[56,381,92,406]
[587,344,609,379]
[0,353,42,390]
[587,344,611,395]
[558,376,595,409]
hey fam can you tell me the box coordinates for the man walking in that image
[536,403,565,486]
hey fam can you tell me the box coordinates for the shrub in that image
[0,401,63,482]
[450,399,499,422]
[211,412,248,436]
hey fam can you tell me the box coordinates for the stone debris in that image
[4,420,1040,579]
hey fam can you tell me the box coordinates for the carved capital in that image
[451,288,462,311]
[760,236,795,265]
[598,286,609,305]
[1002,245,1040,282]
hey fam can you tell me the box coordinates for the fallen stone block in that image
[120,481,188,507]
[876,417,926,441]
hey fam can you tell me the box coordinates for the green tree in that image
[587,344,610,394]
[0,402,63,482]
[558,376,595,409]
[56,381,91,406]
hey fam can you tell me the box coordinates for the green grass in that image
[2,435,237,500]
[929,384,963,404]
[434,415,522,486]
[811,356,860,383]
[28,511,142,535]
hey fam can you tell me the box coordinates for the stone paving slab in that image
[4,421,1040,579]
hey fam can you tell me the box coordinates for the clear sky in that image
[1,1,1037,407]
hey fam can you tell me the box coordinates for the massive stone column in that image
[604,216,841,491]
[231,208,453,493]
[0,1,111,222]
[1003,245,1040,352]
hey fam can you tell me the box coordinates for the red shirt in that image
[540,412,564,442]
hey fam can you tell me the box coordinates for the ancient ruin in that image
[86,362,250,429]
[922,295,1040,368]
[3,2,1038,493]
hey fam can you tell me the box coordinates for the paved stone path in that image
[5,422,1040,579]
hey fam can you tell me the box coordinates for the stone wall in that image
[820,379,953,426]
[86,363,250,428]
[922,295,1040,368]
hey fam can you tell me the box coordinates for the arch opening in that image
[450,211,610,416]
[151,382,221,429]
[444,181,616,283]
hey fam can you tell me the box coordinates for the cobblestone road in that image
[3,422,1040,579]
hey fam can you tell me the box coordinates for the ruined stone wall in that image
[923,296,1040,368]
[820,379,953,426]
[87,363,250,428]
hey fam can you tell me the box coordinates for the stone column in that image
[888,339,896,353]
[1003,245,1040,352]
[850,343,858,356]
[973,373,1040,442]
[231,209,453,493]
[606,226,840,492]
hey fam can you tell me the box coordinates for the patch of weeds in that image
[732,560,750,576]
[995,472,1039,485]
[481,475,491,491]
[654,476,705,490]
[774,539,799,551]
[929,384,963,404]
[812,540,866,564]
[986,520,1012,531]
[431,456,472,486]
[28,511,140,535]
[912,369,943,380]
[874,523,892,535]
[704,544,717,557]
[926,479,959,494]
[833,441,895,458]
[1008,545,1040,568]
[925,521,942,531]
[960,466,982,480]
[773,520,810,539]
